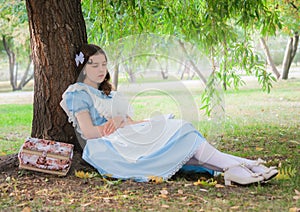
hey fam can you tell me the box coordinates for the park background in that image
[0,1,300,211]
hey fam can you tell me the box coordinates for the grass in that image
[0,104,32,155]
[0,78,299,211]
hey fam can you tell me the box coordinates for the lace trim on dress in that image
[163,146,200,181]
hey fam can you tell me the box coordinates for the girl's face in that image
[83,53,107,88]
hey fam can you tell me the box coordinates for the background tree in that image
[0,0,33,91]
[257,0,299,80]
[25,0,87,147]
[278,0,299,79]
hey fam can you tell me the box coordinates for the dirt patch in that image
[0,91,33,105]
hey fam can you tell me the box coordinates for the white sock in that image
[224,153,257,166]
[193,142,239,171]
[192,142,254,178]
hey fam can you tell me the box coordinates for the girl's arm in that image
[125,116,146,125]
[77,112,147,139]
[102,116,147,135]
[76,111,106,139]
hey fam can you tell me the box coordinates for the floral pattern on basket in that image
[18,137,74,175]
[19,152,71,171]
[22,137,73,157]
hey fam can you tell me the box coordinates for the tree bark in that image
[26,0,87,147]
[282,32,299,80]
[259,37,281,79]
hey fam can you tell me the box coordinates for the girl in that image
[60,44,278,185]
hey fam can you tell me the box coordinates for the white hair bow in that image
[75,52,85,66]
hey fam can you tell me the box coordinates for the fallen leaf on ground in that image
[22,207,31,212]
[180,196,187,201]
[160,189,168,195]
[288,140,299,145]
[81,202,93,207]
[159,189,168,198]
[148,176,164,184]
[293,189,300,200]
[75,170,97,179]
[215,184,225,188]
[193,179,217,187]
[255,147,264,151]
[177,189,183,194]
[289,207,300,212]
[230,206,240,211]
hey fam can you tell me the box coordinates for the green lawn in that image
[0,104,32,155]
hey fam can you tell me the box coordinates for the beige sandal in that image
[224,164,264,186]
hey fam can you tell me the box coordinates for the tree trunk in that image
[111,50,123,90]
[124,58,136,83]
[3,36,17,91]
[26,0,87,147]
[155,57,168,80]
[282,32,299,80]
[180,60,190,80]
[178,40,207,84]
[17,55,33,90]
[112,64,119,90]
[3,36,33,91]
[259,37,280,79]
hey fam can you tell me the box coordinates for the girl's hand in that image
[102,116,125,136]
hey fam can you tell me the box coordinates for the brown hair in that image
[75,44,112,96]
